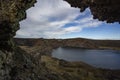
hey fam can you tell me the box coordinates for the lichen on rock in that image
[0,0,36,51]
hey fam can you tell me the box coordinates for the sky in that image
[16,0,120,40]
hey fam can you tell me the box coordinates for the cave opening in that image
[16,0,102,39]
[0,0,120,51]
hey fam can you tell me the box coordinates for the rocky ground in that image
[0,47,120,80]
[1,38,120,80]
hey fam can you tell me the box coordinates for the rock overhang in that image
[64,0,120,23]
[0,0,120,51]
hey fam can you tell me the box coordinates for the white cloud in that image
[16,0,102,38]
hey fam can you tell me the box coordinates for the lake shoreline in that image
[62,46,120,51]
[41,55,120,80]
[52,47,120,70]
[15,38,120,79]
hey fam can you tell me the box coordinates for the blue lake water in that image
[52,47,120,69]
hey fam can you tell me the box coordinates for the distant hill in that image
[92,40,120,48]
[14,38,120,49]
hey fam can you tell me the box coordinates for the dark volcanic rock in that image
[0,0,36,51]
[0,47,58,80]
[64,0,120,23]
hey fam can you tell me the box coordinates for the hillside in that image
[92,40,120,50]
[14,38,99,56]
[0,38,120,80]
[14,38,120,49]
[14,38,99,48]
[1,48,120,80]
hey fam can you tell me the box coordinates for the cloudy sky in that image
[16,0,120,40]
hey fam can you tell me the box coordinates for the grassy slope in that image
[12,38,120,80]
[41,55,120,80]
[14,38,120,49]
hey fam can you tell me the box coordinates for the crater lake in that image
[52,47,120,69]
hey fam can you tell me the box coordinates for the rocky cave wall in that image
[0,0,120,51]
[0,0,36,51]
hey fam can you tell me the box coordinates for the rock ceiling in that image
[64,0,120,23]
